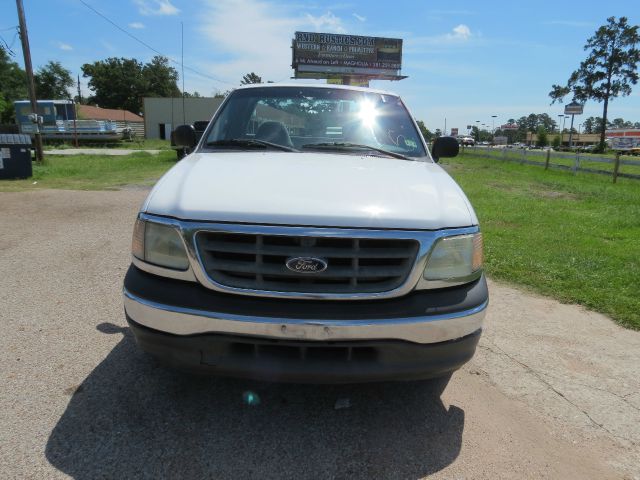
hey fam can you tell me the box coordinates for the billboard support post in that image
[569,114,576,148]
[564,102,584,149]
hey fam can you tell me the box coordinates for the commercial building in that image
[526,132,601,146]
[143,97,223,140]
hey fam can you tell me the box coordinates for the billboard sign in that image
[564,103,584,115]
[292,32,403,79]
[501,123,518,130]
[451,128,459,136]
[606,129,640,150]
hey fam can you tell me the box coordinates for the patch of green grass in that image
[444,153,640,329]
[43,138,172,150]
[116,138,172,150]
[0,151,175,191]
[466,147,640,177]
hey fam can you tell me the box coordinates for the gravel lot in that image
[1,189,638,479]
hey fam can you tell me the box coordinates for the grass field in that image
[465,146,640,177]
[445,153,640,329]
[0,151,176,191]
[42,139,172,150]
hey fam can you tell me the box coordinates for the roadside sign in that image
[292,32,404,80]
[564,103,584,115]
[501,123,518,130]
[451,128,458,136]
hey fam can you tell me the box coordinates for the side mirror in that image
[173,124,197,148]
[431,136,459,162]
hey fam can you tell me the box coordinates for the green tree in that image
[81,56,180,113]
[536,113,557,132]
[34,61,74,99]
[416,120,432,141]
[552,135,561,149]
[0,46,27,123]
[143,56,180,98]
[536,126,548,147]
[515,113,558,142]
[610,117,634,128]
[549,17,640,151]
[240,72,262,85]
[82,57,146,112]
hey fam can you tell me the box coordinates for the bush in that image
[536,126,548,147]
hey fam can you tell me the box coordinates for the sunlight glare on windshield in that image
[358,100,379,128]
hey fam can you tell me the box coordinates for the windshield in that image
[204,86,428,158]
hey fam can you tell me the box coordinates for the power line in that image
[78,0,233,86]
[0,29,19,56]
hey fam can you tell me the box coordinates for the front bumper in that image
[124,265,488,382]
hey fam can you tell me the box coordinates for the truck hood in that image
[142,151,477,230]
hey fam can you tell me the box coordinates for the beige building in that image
[143,97,224,139]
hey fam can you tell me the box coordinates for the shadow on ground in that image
[46,324,465,479]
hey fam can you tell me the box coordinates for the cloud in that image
[352,13,366,22]
[100,40,116,53]
[448,24,471,41]
[543,20,595,27]
[305,11,346,33]
[134,0,179,16]
[57,42,73,51]
[408,24,475,49]
[128,22,145,29]
[197,0,349,86]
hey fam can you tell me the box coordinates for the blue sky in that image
[1,0,639,132]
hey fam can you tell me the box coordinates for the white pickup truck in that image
[123,84,487,383]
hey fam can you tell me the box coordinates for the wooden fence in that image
[463,146,640,182]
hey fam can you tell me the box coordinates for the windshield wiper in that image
[206,138,298,152]
[300,142,413,161]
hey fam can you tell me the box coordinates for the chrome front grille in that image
[196,231,419,294]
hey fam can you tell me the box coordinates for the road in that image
[1,189,638,479]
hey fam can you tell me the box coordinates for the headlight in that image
[131,218,189,270]
[423,233,483,282]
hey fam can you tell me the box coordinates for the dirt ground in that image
[1,189,638,479]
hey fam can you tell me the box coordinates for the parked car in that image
[577,144,597,153]
[458,136,475,146]
[124,84,488,384]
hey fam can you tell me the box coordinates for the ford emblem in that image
[285,257,328,274]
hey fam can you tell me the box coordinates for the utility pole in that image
[16,0,44,163]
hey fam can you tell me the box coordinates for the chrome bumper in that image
[123,288,487,344]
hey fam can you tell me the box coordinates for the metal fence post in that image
[613,152,621,183]
[545,149,550,170]
[573,152,579,175]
